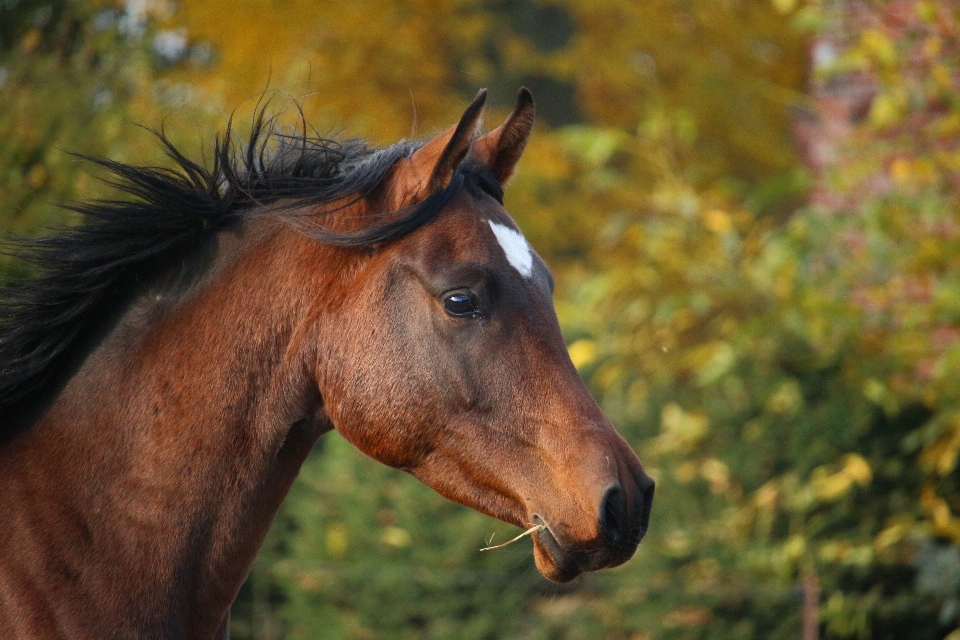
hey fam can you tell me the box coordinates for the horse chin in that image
[531,526,584,583]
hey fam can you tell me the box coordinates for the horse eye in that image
[443,292,481,319]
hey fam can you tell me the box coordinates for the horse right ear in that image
[470,87,535,184]
[390,89,487,204]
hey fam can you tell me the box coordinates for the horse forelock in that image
[0,108,505,437]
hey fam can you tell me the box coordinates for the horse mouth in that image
[531,517,582,582]
[530,517,623,582]
[530,479,654,583]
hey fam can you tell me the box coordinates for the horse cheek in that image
[320,341,436,470]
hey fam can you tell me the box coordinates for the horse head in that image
[315,89,654,582]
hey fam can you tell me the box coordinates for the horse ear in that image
[393,89,487,201]
[470,87,535,184]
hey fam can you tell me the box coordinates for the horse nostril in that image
[637,477,654,540]
[600,485,625,546]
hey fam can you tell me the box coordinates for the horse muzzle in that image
[531,469,655,582]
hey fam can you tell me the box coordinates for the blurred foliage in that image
[3,0,960,638]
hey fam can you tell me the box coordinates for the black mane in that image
[0,109,495,431]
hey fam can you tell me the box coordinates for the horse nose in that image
[599,485,626,546]
[634,472,655,543]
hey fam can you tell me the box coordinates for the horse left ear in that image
[391,89,487,202]
[470,87,535,184]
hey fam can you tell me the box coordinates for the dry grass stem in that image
[479,524,545,552]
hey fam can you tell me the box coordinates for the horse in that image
[0,88,654,638]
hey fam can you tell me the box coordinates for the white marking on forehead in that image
[487,220,533,278]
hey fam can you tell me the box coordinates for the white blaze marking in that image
[487,220,533,278]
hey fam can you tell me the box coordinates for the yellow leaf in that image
[860,29,896,65]
[567,339,598,370]
[325,522,348,558]
[842,454,872,486]
[701,458,730,494]
[686,341,735,386]
[815,471,853,501]
[381,526,412,548]
[890,158,912,185]
[658,403,709,453]
[771,0,797,14]
[766,380,803,416]
[21,29,41,53]
[674,461,698,483]
[869,94,901,128]
[923,36,942,58]
[783,535,806,561]
[754,482,779,511]
[933,63,952,90]
[874,524,907,550]
[703,208,732,233]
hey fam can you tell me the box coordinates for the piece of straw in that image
[479,524,545,552]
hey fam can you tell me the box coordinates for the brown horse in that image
[0,89,653,638]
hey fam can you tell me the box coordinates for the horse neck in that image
[0,217,334,637]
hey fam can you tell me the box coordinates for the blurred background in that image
[2,0,960,638]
